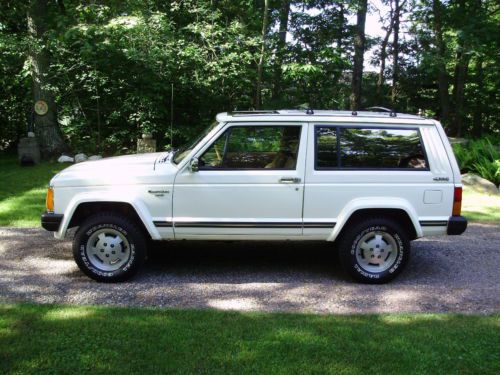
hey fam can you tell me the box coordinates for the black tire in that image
[338,217,410,284]
[73,213,147,282]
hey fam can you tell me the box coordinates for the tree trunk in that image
[471,56,483,137]
[452,0,474,137]
[452,49,470,137]
[350,0,368,111]
[432,0,451,128]
[336,3,345,54]
[391,0,400,106]
[255,0,270,109]
[27,0,66,157]
[376,2,393,102]
[272,0,290,102]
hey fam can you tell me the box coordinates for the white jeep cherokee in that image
[41,109,467,283]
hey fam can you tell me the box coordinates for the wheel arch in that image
[328,198,422,242]
[55,194,160,240]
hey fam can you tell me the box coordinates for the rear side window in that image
[315,126,428,170]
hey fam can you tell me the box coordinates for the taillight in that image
[452,187,462,216]
[46,187,54,212]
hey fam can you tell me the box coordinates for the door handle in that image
[279,177,301,184]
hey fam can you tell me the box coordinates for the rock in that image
[27,132,35,138]
[58,155,74,163]
[74,153,88,163]
[88,155,103,161]
[137,139,156,153]
[461,173,499,195]
[18,137,41,164]
[449,137,469,146]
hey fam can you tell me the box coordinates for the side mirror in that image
[189,157,199,172]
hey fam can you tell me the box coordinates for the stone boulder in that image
[58,155,74,163]
[448,137,469,146]
[18,137,41,164]
[88,155,103,161]
[461,173,499,195]
[137,138,156,154]
[74,153,88,163]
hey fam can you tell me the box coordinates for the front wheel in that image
[338,218,410,284]
[73,213,147,282]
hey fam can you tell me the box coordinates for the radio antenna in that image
[170,83,174,149]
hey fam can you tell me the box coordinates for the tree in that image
[350,0,368,110]
[431,0,451,127]
[0,0,498,154]
[390,0,402,106]
[451,0,480,136]
[27,0,66,157]
[272,0,291,103]
[376,0,394,101]
[255,0,270,109]
[471,56,484,137]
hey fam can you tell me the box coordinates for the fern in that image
[453,138,500,185]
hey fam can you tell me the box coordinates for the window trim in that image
[198,124,303,171]
[220,127,232,167]
[314,124,431,171]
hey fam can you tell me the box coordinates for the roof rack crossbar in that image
[228,110,280,116]
[366,106,397,117]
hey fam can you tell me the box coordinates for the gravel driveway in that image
[1,223,499,314]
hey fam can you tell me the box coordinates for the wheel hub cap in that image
[355,231,398,273]
[86,229,131,272]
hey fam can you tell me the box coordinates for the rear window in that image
[315,126,428,170]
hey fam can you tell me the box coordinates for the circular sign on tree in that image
[34,100,48,116]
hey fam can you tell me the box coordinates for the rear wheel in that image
[73,213,147,282]
[338,217,410,284]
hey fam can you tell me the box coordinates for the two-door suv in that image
[41,109,467,283]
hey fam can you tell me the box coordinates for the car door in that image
[172,122,307,239]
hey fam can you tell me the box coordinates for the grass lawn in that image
[0,155,65,226]
[0,303,498,375]
[0,154,498,226]
[462,187,500,221]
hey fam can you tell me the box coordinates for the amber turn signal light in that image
[46,187,54,212]
[452,187,462,216]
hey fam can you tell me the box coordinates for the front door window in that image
[199,126,301,170]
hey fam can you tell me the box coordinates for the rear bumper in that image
[447,216,467,235]
[41,212,63,232]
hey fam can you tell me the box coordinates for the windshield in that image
[172,121,220,164]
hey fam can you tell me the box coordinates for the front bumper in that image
[41,212,63,232]
[447,216,467,235]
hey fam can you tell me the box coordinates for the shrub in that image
[453,138,500,185]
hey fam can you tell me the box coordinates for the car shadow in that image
[144,240,348,283]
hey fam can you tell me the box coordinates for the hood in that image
[51,152,177,187]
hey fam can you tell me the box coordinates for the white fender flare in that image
[54,192,160,240]
[327,197,423,242]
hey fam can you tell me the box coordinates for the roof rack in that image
[365,106,397,117]
[218,109,426,121]
[228,110,279,116]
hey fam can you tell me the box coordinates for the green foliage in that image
[0,31,30,149]
[0,0,498,154]
[453,138,500,185]
[1,303,499,375]
[407,0,499,135]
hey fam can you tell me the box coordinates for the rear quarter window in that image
[315,126,428,170]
